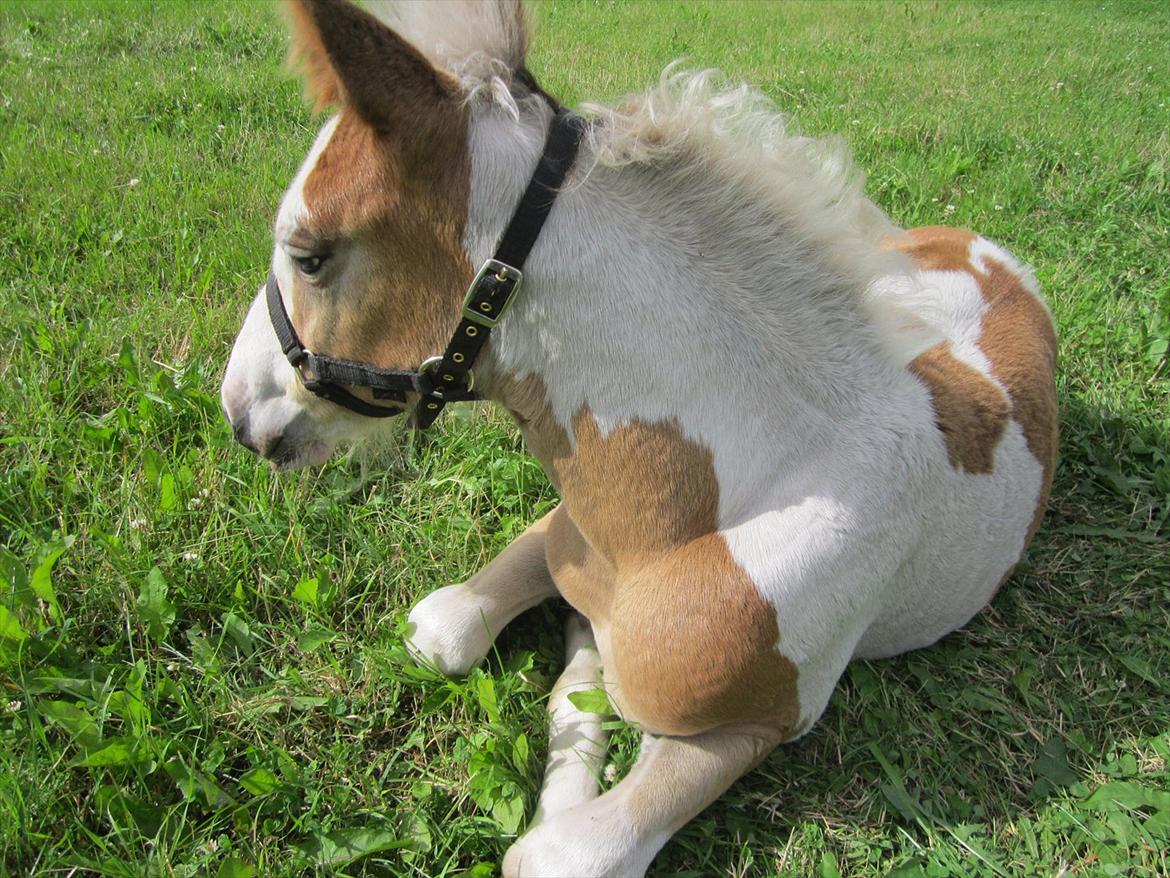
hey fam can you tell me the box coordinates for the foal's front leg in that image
[503,724,784,878]
[407,508,560,676]
[530,613,608,826]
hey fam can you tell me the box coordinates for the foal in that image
[220,1,1058,875]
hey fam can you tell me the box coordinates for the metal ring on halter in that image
[419,354,474,396]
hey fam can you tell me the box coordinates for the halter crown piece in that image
[267,106,587,429]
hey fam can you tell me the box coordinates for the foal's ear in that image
[285,0,457,129]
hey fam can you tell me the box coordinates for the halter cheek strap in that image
[266,275,426,417]
[414,108,587,427]
[265,106,587,427]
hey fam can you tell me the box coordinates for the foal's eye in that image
[293,254,328,276]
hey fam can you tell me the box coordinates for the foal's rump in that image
[852,226,1058,660]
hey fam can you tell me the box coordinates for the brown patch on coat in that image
[604,528,801,738]
[909,343,1011,474]
[494,374,801,739]
[976,255,1059,539]
[283,0,474,374]
[892,226,1059,539]
[893,225,978,273]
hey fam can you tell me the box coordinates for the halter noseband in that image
[266,106,587,429]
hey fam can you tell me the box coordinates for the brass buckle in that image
[461,258,522,328]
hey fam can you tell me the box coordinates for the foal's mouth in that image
[266,437,335,471]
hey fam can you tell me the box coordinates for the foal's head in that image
[221,0,534,468]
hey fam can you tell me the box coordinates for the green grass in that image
[1,1,1167,875]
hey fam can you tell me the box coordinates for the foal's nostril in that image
[232,416,261,455]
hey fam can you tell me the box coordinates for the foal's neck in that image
[466,109,910,446]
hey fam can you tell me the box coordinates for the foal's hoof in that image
[405,583,493,677]
[502,809,648,878]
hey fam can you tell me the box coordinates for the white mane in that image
[583,66,904,299]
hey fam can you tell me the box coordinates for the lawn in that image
[1,1,1168,875]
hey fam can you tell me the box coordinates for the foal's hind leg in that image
[503,724,783,878]
[531,613,608,825]
[407,509,559,676]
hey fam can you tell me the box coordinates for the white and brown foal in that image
[220,1,1058,875]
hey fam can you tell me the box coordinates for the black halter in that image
[266,107,587,429]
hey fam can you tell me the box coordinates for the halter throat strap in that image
[265,106,587,427]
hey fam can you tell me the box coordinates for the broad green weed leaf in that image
[1145,808,1170,836]
[567,688,612,715]
[399,813,432,853]
[0,547,29,603]
[289,696,328,711]
[215,858,255,878]
[239,767,280,796]
[164,756,228,807]
[296,827,408,867]
[1083,781,1170,813]
[94,784,164,836]
[1114,653,1165,691]
[491,795,525,834]
[476,675,500,723]
[886,859,930,878]
[1032,737,1078,794]
[39,700,101,750]
[117,337,139,380]
[219,861,258,878]
[159,473,177,512]
[0,605,28,643]
[1147,335,1168,367]
[142,448,161,486]
[74,737,148,768]
[867,742,925,822]
[137,567,176,641]
[512,733,529,774]
[880,781,923,824]
[291,577,319,606]
[297,626,335,652]
[108,660,150,733]
[222,612,255,655]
